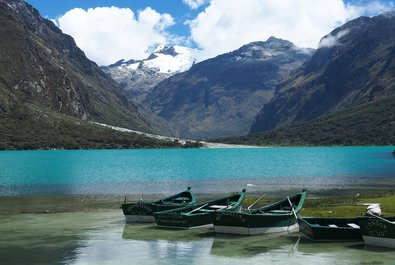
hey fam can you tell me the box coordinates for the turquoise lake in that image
[1,147,395,265]
[1,146,394,196]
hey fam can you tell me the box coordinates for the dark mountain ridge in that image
[0,0,150,131]
[251,13,395,133]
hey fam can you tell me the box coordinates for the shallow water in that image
[1,210,395,265]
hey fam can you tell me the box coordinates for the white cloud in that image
[54,1,394,65]
[183,0,207,9]
[55,6,174,65]
[187,0,394,59]
[318,29,350,48]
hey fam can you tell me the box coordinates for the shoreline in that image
[1,187,394,215]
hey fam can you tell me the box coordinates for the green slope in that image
[0,104,193,150]
[214,97,395,146]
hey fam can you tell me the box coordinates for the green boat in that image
[153,189,246,229]
[360,215,395,248]
[213,190,306,235]
[121,187,196,223]
[298,216,367,241]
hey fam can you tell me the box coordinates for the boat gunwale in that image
[238,190,307,217]
[153,189,247,216]
[122,187,196,207]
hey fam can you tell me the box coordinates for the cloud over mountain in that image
[54,1,394,65]
[187,0,393,59]
[55,6,174,65]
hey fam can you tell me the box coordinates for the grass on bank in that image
[244,193,395,217]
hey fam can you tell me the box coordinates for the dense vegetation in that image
[0,104,201,150]
[213,97,395,146]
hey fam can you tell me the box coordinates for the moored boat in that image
[213,190,306,235]
[153,189,246,229]
[298,216,367,241]
[360,215,395,248]
[121,187,196,223]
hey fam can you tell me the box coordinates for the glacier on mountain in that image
[102,45,198,103]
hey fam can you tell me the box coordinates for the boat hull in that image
[214,223,298,235]
[213,211,299,235]
[360,216,395,248]
[154,190,246,229]
[121,187,197,223]
[125,214,155,223]
[298,217,365,241]
[213,191,306,236]
[363,236,395,248]
[122,203,187,223]
[155,212,216,229]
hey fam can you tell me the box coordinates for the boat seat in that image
[269,210,290,214]
[209,205,228,210]
[171,197,190,202]
[347,223,360,229]
[328,224,338,228]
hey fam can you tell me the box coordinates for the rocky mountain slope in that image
[102,45,197,104]
[0,0,189,149]
[251,13,395,133]
[0,0,152,131]
[143,37,313,139]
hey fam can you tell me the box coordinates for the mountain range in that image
[141,38,313,139]
[1,0,395,148]
[0,0,185,149]
[251,13,395,135]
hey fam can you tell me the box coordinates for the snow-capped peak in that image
[143,45,197,74]
[102,45,199,103]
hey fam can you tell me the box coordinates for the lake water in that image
[2,210,395,265]
[1,147,395,265]
[0,147,394,196]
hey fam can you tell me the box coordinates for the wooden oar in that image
[366,212,393,223]
[247,194,267,211]
[287,196,298,219]
[188,204,208,214]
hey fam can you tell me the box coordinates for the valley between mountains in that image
[1,0,394,149]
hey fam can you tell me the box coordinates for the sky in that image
[26,0,395,66]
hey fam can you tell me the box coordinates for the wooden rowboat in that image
[298,216,367,241]
[121,187,196,223]
[153,189,246,229]
[213,190,306,235]
[360,214,395,248]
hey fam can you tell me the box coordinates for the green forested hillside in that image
[215,97,395,146]
[0,104,190,150]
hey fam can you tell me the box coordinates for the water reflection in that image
[211,232,299,257]
[2,211,395,265]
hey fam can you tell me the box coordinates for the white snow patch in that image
[126,62,140,70]
[142,45,197,73]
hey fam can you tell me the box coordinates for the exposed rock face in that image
[143,37,313,139]
[102,45,197,104]
[0,0,150,131]
[251,13,395,133]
